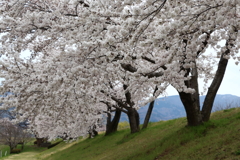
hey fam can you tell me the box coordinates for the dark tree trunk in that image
[123,84,140,133]
[179,45,230,126]
[10,146,15,154]
[105,109,122,136]
[142,86,158,129]
[9,142,18,153]
[201,51,229,122]
[88,125,98,138]
[142,100,155,129]
[178,92,202,126]
[127,108,140,133]
[36,138,44,147]
[93,129,98,137]
[21,143,24,150]
[178,66,202,126]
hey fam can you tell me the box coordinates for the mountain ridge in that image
[120,94,240,123]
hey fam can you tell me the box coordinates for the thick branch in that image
[123,84,133,107]
[121,63,137,73]
[100,100,127,113]
[110,96,129,111]
[100,90,129,111]
[144,72,164,78]
[121,63,165,78]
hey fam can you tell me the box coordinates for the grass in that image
[2,107,240,160]
[0,140,46,160]
[0,145,10,158]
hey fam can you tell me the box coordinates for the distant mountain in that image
[120,94,240,124]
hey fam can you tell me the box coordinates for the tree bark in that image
[178,92,202,126]
[9,146,15,154]
[109,85,140,133]
[124,84,140,133]
[142,86,158,129]
[201,51,229,122]
[127,108,140,133]
[21,143,24,150]
[36,138,44,147]
[88,124,98,138]
[178,65,202,126]
[179,46,230,126]
[105,109,122,136]
[142,100,155,129]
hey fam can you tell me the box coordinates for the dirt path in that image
[1,151,39,160]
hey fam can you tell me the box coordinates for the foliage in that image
[235,150,240,155]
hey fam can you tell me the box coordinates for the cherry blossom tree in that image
[0,118,31,153]
[0,0,166,134]
[103,0,240,126]
[0,52,106,139]
[0,0,239,141]
[0,0,113,138]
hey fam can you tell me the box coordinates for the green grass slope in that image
[0,141,46,160]
[0,145,10,158]
[34,108,240,160]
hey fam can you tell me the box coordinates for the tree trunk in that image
[9,143,17,154]
[127,108,140,133]
[10,146,15,154]
[105,109,122,136]
[36,138,44,147]
[93,129,98,137]
[142,86,158,129]
[88,125,98,138]
[201,51,229,122]
[178,92,202,126]
[142,100,155,129]
[178,65,202,126]
[179,47,230,126]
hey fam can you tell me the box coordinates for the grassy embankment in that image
[0,145,9,158]
[0,140,46,160]
[2,108,240,160]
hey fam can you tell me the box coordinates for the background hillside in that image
[120,94,240,123]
